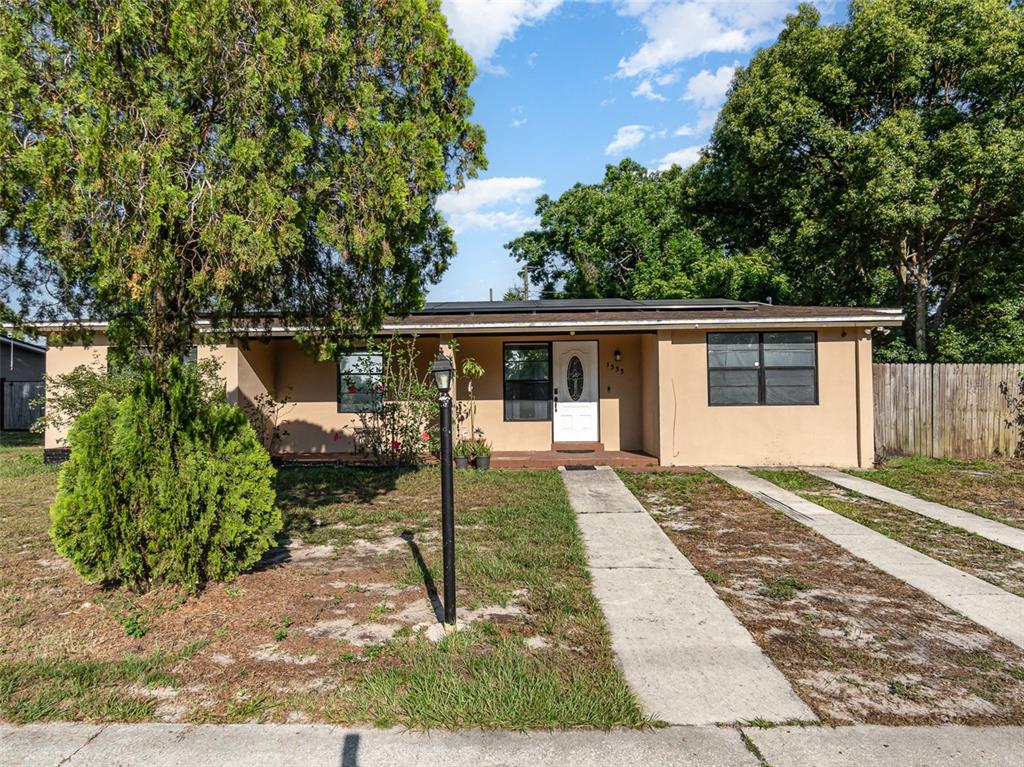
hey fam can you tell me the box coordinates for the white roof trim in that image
[17,312,905,336]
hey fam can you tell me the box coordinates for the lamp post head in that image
[432,352,454,393]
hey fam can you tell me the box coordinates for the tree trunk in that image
[914,276,928,355]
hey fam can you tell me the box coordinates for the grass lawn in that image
[0,431,42,448]
[752,468,1024,598]
[0,444,645,728]
[850,456,1024,529]
[620,470,1024,726]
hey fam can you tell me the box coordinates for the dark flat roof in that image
[417,298,756,315]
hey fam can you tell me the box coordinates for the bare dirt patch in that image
[1,453,643,728]
[621,470,1024,726]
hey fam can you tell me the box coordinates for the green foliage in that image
[506,160,789,302]
[351,335,439,464]
[33,356,224,442]
[50,360,281,593]
[1,0,484,365]
[699,0,1024,357]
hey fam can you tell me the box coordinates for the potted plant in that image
[454,439,472,469]
[472,438,491,470]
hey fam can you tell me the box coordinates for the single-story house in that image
[37,298,903,467]
[1,335,46,431]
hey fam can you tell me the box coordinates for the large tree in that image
[1,0,484,370]
[698,0,1024,357]
[506,159,789,302]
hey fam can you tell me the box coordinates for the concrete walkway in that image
[560,466,814,725]
[708,467,1024,650]
[801,466,1024,553]
[3,723,1023,767]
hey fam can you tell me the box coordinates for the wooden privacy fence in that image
[873,363,1024,459]
[1,380,44,431]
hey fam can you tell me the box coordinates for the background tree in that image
[697,0,1024,357]
[1,0,485,374]
[506,160,789,302]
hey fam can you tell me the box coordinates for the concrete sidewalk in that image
[3,723,1023,767]
[708,466,1024,650]
[801,466,1024,553]
[560,466,814,726]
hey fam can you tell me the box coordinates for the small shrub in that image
[50,360,282,594]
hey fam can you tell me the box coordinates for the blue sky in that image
[431,0,841,301]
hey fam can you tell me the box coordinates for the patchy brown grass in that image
[852,456,1024,529]
[620,470,1024,726]
[753,469,1024,598]
[0,448,644,728]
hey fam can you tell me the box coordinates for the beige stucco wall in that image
[452,334,644,452]
[44,335,109,448]
[658,327,874,468]
[41,326,875,466]
[640,333,661,458]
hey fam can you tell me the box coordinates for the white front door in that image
[552,341,599,443]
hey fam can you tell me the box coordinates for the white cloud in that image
[451,210,539,233]
[605,124,651,155]
[655,72,680,87]
[683,65,735,110]
[616,1,793,78]
[510,118,528,128]
[442,0,563,73]
[436,176,544,233]
[632,79,667,101]
[656,145,704,171]
[600,97,617,107]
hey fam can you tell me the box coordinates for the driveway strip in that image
[801,466,1024,553]
[709,466,1024,650]
[561,466,815,725]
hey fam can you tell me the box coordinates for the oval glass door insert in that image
[567,355,584,401]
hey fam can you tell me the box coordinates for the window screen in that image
[504,343,551,421]
[338,351,384,413]
[707,332,817,406]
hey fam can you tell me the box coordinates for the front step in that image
[551,441,604,453]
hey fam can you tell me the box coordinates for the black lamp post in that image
[431,351,457,626]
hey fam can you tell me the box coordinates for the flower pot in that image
[454,456,470,469]
[474,455,491,471]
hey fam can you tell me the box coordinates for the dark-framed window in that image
[503,342,552,421]
[707,331,818,406]
[338,351,383,413]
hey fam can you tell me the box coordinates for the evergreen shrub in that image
[50,360,281,593]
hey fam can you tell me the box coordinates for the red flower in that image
[348,385,358,394]
[391,440,401,451]
[422,432,430,440]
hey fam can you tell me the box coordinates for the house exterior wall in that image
[1,342,45,382]
[640,334,660,458]
[44,335,108,448]
[40,325,875,466]
[451,333,644,452]
[657,327,874,468]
